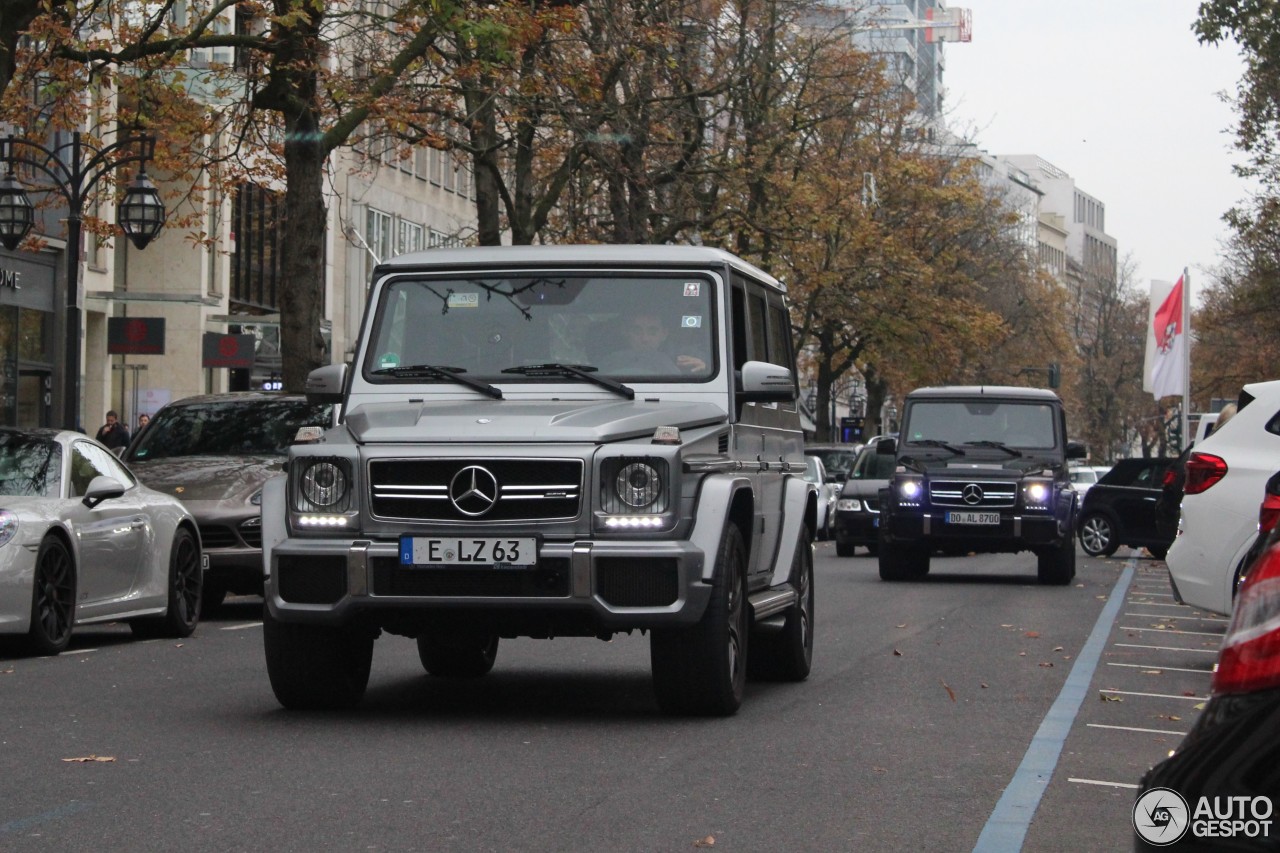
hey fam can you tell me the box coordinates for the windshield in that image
[852,446,897,480]
[364,273,716,383]
[127,399,333,461]
[902,400,1058,450]
[0,433,61,497]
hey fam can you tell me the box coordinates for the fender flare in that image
[770,476,816,586]
[689,474,753,582]
[261,474,287,583]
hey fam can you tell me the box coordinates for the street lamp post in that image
[0,132,164,430]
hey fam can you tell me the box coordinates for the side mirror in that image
[1066,440,1088,460]
[737,361,797,403]
[83,475,127,509]
[306,363,348,406]
[875,437,897,455]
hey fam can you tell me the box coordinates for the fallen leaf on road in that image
[1142,670,1163,675]
[1182,691,1196,697]
[941,680,956,702]
[1018,651,1027,657]
[1053,646,1064,652]
[694,836,716,848]
[62,755,115,763]
[892,649,903,656]
[897,623,907,628]
[980,682,989,689]
[1100,694,1123,702]
[1001,624,1014,629]
[1025,631,1041,638]
[1039,662,1054,668]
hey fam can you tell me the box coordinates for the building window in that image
[230,183,285,312]
[397,220,424,256]
[366,208,393,263]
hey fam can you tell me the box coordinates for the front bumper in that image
[266,536,712,634]
[884,511,1068,551]
[834,511,879,546]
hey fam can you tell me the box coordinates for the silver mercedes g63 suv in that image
[261,245,818,715]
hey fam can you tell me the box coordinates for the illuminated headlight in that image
[601,458,670,514]
[294,458,353,512]
[1023,480,1052,509]
[0,510,18,547]
[250,490,262,507]
[898,479,923,503]
[296,515,350,528]
[837,498,863,512]
[604,516,665,529]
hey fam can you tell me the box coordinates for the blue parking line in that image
[0,801,94,835]
[972,556,1137,852]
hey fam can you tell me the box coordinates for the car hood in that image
[840,478,889,498]
[343,399,728,444]
[128,455,284,502]
[902,451,1061,476]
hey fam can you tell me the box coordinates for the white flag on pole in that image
[1144,275,1187,401]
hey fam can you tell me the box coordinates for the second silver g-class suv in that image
[261,245,818,715]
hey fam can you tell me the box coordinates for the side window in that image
[730,282,749,371]
[747,290,768,364]
[766,297,793,370]
[70,442,111,497]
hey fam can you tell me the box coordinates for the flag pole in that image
[1181,267,1191,450]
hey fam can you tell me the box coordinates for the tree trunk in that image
[278,121,328,391]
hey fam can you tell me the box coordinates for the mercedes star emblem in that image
[962,483,984,505]
[449,465,499,516]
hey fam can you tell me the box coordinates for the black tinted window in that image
[127,399,331,460]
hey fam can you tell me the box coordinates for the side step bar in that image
[749,586,797,621]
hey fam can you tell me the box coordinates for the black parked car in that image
[1134,520,1280,851]
[1077,457,1177,559]
[833,438,896,557]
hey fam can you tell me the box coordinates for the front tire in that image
[1078,513,1119,557]
[26,536,75,656]
[1037,540,1077,585]
[835,540,856,557]
[651,524,749,716]
[751,529,814,682]
[263,606,375,710]
[417,631,499,678]
[132,527,202,639]
[879,542,930,581]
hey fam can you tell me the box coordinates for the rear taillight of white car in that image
[1260,472,1280,537]
[1212,541,1280,695]
[1183,452,1228,495]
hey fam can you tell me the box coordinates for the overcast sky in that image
[943,0,1251,298]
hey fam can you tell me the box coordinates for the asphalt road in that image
[0,543,1222,852]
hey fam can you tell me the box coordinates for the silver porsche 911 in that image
[0,428,202,655]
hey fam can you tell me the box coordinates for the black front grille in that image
[596,557,679,607]
[198,524,238,549]
[929,479,1017,508]
[369,458,583,523]
[370,556,571,597]
[277,555,347,604]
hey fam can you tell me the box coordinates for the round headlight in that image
[301,461,347,508]
[0,510,18,547]
[900,480,922,500]
[616,462,661,508]
[1026,482,1049,503]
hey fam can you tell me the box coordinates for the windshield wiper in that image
[501,363,634,400]
[907,438,966,456]
[372,364,503,399]
[964,440,1023,457]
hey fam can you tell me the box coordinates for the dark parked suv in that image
[877,386,1086,584]
[1076,457,1177,559]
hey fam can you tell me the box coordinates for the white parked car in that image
[0,428,203,654]
[1068,464,1111,498]
[803,455,839,540]
[1166,379,1280,615]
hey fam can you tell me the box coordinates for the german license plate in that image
[400,537,536,567]
[946,511,1000,526]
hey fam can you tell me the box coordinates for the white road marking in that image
[1098,689,1206,701]
[1068,777,1141,790]
[1087,723,1187,736]
[1106,662,1213,674]
[220,622,264,631]
[1118,626,1223,637]
[1114,643,1218,654]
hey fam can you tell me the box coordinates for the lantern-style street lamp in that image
[0,132,165,429]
